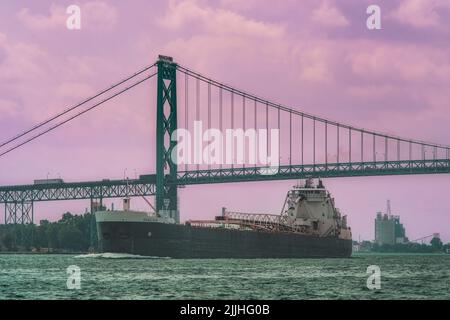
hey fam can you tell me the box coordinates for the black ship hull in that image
[97,221,352,258]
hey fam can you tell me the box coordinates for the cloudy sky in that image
[1,0,450,242]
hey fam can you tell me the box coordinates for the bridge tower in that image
[4,201,33,225]
[155,55,179,223]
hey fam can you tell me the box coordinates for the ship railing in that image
[189,216,307,234]
[223,210,304,234]
[236,220,306,234]
[224,211,282,224]
[187,220,245,230]
[188,211,308,234]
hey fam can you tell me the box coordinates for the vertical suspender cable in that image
[325,121,327,165]
[313,118,316,166]
[349,128,352,163]
[231,91,234,169]
[185,73,188,172]
[254,99,257,167]
[301,115,304,166]
[266,103,269,164]
[361,131,364,163]
[385,137,388,162]
[278,107,280,165]
[219,87,223,170]
[290,111,292,166]
[208,82,211,170]
[337,124,340,164]
[196,77,200,171]
[243,95,246,168]
[373,134,376,163]
[409,141,412,161]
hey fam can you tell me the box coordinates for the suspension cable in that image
[0,72,157,158]
[0,63,157,149]
[177,64,450,149]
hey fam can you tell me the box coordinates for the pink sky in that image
[1,0,450,242]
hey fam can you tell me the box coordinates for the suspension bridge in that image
[1,55,450,225]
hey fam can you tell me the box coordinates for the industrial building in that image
[374,200,407,245]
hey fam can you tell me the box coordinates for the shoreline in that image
[352,251,448,256]
[0,251,447,256]
[0,251,89,255]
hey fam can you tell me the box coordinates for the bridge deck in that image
[0,176,156,202]
[177,159,450,185]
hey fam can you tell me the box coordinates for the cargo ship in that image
[95,179,352,258]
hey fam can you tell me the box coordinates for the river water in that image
[0,253,448,299]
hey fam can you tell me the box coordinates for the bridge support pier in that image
[156,55,179,223]
[89,198,104,250]
[4,201,33,225]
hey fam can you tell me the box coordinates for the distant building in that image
[394,216,407,244]
[360,240,373,252]
[374,200,407,245]
[352,240,362,252]
[375,212,394,245]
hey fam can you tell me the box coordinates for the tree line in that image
[370,237,450,253]
[0,212,97,253]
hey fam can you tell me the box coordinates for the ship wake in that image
[74,253,170,259]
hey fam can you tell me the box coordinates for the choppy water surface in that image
[0,253,448,299]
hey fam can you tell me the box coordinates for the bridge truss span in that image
[0,179,156,203]
[176,159,450,185]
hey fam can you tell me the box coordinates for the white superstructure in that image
[95,198,175,224]
[280,179,351,239]
[188,179,352,240]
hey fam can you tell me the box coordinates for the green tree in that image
[61,212,75,223]
[58,225,83,251]
[35,220,50,249]
[2,232,14,251]
[46,223,60,249]
[430,237,443,251]
[0,211,97,252]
